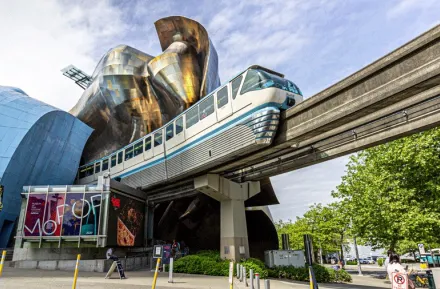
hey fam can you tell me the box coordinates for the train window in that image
[217,86,229,108]
[111,155,117,167]
[293,83,302,96]
[145,136,152,151]
[79,166,87,178]
[134,141,143,156]
[154,131,163,147]
[117,151,123,164]
[186,105,199,128]
[80,165,94,178]
[87,165,94,176]
[166,123,174,141]
[102,158,109,171]
[240,70,260,94]
[176,117,183,134]
[231,76,243,99]
[125,146,134,161]
[199,95,214,120]
[95,162,101,174]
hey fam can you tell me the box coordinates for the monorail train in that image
[77,65,303,188]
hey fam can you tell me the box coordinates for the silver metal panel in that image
[120,108,281,188]
[167,125,255,179]
[121,161,167,188]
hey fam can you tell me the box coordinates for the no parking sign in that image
[392,273,408,289]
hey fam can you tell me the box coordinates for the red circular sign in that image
[394,274,405,284]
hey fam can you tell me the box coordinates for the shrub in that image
[377,258,385,267]
[313,264,331,283]
[241,258,268,279]
[270,264,352,283]
[173,253,229,276]
[172,251,352,283]
[336,269,352,282]
[195,250,222,261]
[346,260,357,265]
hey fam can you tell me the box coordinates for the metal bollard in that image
[163,264,166,272]
[152,258,161,289]
[168,258,174,283]
[243,266,248,287]
[72,254,81,289]
[264,279,270,289]
[0,250,6,278]
[250,269,254,289]
[255,273,260,289]
[237,263,240,279]
[239,265,243,282]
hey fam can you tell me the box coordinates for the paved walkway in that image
[0,266,392,289]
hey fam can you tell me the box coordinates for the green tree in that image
[332,128,440,252]
[276,202,350,260]
[275,217,309,250]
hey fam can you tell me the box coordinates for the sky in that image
[1,0,439,221]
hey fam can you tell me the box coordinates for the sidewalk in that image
[0,266,390,289]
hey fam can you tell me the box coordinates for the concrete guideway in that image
[216,24,440,181]
[0,266,390,289]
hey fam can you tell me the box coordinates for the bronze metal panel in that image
[70,17,220,163]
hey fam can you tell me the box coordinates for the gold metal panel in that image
[70,17,220,163]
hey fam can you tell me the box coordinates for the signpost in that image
[304,234,319,289]
[153,245,163,259]
[392,272,408,289]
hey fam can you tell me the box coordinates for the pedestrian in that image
[386,253,406,285]
[384,249,393,271]
[387,253,415,289]
[106,247,119,261]
[171,239,179,258]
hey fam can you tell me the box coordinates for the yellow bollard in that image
[0,250,6,277]
[72,254,81,289]
[152,258,161,289]
[309,267,313,289]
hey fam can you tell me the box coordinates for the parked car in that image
[359,258,374,264]
[365,257,376,264]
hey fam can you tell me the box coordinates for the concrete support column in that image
[221,197,249,260]
[194,174,260,261]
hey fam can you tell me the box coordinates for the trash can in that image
[426,270,436,289]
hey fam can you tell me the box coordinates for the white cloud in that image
[204,0,315,81]
[0,0,127,111]
[387,0,438,19]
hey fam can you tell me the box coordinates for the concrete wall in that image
[10,256,151,272]
[13,247,107,262]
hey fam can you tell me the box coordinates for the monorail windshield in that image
[241,69,302,95]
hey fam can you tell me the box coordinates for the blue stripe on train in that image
[116,102,281,179]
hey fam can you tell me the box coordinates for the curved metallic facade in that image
[68,16,278,257]
[72,16,221,163]
[0,86,92,247]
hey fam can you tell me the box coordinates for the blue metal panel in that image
[0,86,93,247]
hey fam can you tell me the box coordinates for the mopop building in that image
[0,86,92,247]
